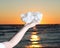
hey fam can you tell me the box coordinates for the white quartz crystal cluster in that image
[21,12,43,24]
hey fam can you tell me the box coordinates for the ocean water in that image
[0,24,60,48]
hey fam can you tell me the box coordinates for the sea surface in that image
[0,24,60,48]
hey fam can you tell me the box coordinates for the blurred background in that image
[0,24,60,48]
[0,0,60,48]
[0,0,60,24]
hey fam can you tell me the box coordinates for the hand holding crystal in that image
[20,12,43,28]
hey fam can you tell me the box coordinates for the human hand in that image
[21,12,43,28]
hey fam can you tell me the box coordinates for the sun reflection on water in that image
[25,32,43,48]
[26,44,42,48]
[30,34,40,41]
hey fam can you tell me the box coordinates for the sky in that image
[0,0,60,24]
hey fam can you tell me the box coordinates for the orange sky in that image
[0,0,60,24]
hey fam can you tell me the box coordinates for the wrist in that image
[24,25,30,29]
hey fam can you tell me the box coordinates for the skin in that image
[2,21,39,48]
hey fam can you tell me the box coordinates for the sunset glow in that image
[0,0,60,24]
